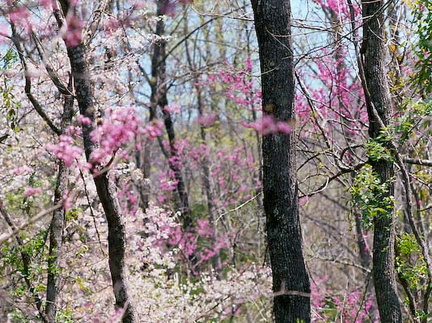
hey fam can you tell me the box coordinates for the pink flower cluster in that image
[46,134,83,167]
[197,113,217,127]
[163,104,182,114]
[311,277,377,322]
[242,115,293,135]
[23,187,43,197]
[314,0,361,17]
[13,166,34,175]
[164,218,227,272]
[8,7,32,33]
[89,107,163,164]
[63,15,84,47]
[160,0,194,16]
[201,57,262,110]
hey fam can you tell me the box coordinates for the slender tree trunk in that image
[327,7,372,271]
[150,0,192,228]
[10,19,72,322]
[45,163,66,323]
[45,72,74,323]
[251,1,311,322]
[56,2,135,322]
[334,9,373,271]
[360,1,402,321]
[182,16,222,276]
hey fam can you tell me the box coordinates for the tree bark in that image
[360,1,402,322]
[57,2,135,322]
[250,1,311,322]
[45,163,67,323]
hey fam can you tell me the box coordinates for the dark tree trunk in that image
[150,0,191,228]
[66,43,135,323]
[45,163,66,323]
[45,73,74,323]
[57,2,135,322]
[361,1,402,322]
[250,1,311,322]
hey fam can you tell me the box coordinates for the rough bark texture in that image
[65,42,135,323]
[45,164,67,323]
[251,1,311,322]
[58,2,135,321]
[361,1,402,322]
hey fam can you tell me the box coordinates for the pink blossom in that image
[0,23,10,38]
[89,107,143,163]
[143,120,163,138]
[199,248,216,261]
[77,115,91,125]
[62,191,72,211]
[23,187,43,197]
[159,177,179,191]
[46,134,83,167]
[13,166,34,175]
[39,0,55,7]
[197,113,216,127]
[163,104,181,114]
[8,7,32,33]
[65,125,82,136]
[242,115,293,135]
[104,17,121,35]
[299,196,309,206]
[196,219,213,238]
[245,56,253,72]
[63,15,83,47]
[127,191,138,205]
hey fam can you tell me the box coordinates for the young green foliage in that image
[349,164,395,230]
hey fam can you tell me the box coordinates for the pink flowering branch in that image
[242,115,293,135]
[46,134,84,167]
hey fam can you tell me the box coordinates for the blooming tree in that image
[0,0,431,322]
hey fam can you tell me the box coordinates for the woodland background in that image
[0,0,431,322]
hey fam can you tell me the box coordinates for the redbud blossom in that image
[24,187,43,197]
[242,115,292,135]
[46,135,83,167]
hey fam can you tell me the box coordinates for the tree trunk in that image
[45,163,66,323]
[45,72,74,323]
[250,1,311,322]
[182,17,222,276]
[360,0,402,321]
[57,2,135,322]
[150,0,191,228]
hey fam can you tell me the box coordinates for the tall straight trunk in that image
[45,83,73,322]
[56,2,135,322]
[250,1,311,322]
[150,0,191,228]
[45,163,67,322]
[360,0,402,322]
